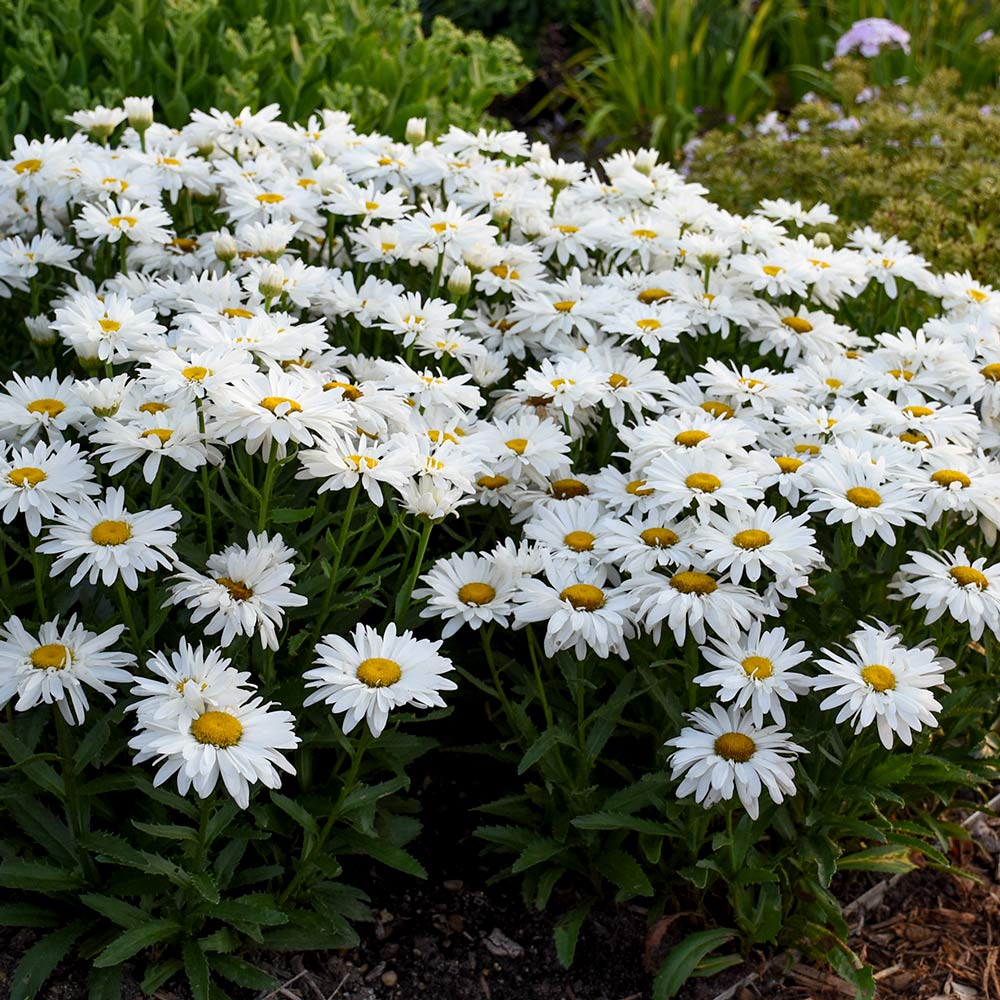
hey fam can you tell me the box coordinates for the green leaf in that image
[517,726,576,775]
[653,929,737,999]
[511,837,566,874]
[131,820,197,843]
[595,848,653,900]
[141,958,182,995]
[837,845,916,875]
[211,894,289,927]
[271,506,315,523]
[88,964,122,1000]
[269,792,319,837]
[554,901,592,968]
[10,921,86,1000]
[80,893,149,928]
[93,920,181,968]
[210,954,277,990]
[184,941,211,1000]
[0,902,60,928]
[572,812,674,835]
[262,911,358,951]
[73,717,111,773]
[0,861,82,892]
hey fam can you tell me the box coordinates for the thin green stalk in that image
[195,399,215,551]
[54,710,97,882]
[114,577,141,654]
[28,534,48,619]
[257,440,280,531]
[526,626,554,729]
[312,485,360,645]
[394,516,433,620]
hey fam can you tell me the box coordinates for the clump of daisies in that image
[1,96,998,993]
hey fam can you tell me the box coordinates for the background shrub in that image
[0,0,531,152]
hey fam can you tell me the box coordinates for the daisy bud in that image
[259,263,286,301]
[813,232,832,248]
[697,252,721,269]
[492,204,513,227]
[25,315,56,346]
[213,232,238,263]
[123,96,154,133]
[447,264,472,298]
[308,144,326,169]
[405,116,427,145]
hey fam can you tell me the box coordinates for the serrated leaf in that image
[141,958,183,995]
[653,929,737,999]
[88,964,122,1000]
[0,860,82,891]
[511,837,565,874]
[572,811,674,835]
[554,901,591,968]
[595,849,653,900]
[184,941,211,1000]
[10,920,86,1000]
[269,792,319,837]
[517,726,575,775]
[211,895,289,927]
[131,820,197,843]
[0,902,60,928]
[271,506,316,523]
[837,845,916,875]
[93,920,181,968]
[80,893,148,928]
[210,953,277,990]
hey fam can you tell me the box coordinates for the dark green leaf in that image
[93,920,181,968]
[653,929,737,999]
[88,964,122,1000]
[10,921,86,1000]
[0,861,82,892]
[554,901,592,968]
[0,902,60,928]
[210,954,277,990]
[80,893,148,928]
[595,849,653,900]
[184,941,211,1000]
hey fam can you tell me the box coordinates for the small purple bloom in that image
[835,18,911,58]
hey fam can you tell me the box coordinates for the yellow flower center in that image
[490,264,520,280]
[902,404,934,418]
[108,215,138,228]
[357,657,402,687]
[608,373,629,389]
[90,520,132,546]
[216,577,254,600]
[554,225,579,234]
[640,527,678,548]
[888,368,914,381]
[346,454,378,470]
[861,664,895,693]
[158,157,182,166]
[26,398,65,418]
[626,479,654,497]
[762,265,784,276]
[733,529,771,550]
[631,228,657,239]
[477,475,510,490]
[950,565,989,590]
[931,469,971,489]
[670,571,717,595]
[774,455,803,474]
[781,316,813,333]
[635,318,661,331]
[739,377,767,390]
[560,584,605,611]
[714,732,755,762]
[969,288,989,303]
[139,401,169,414]
[430,221,456,234]
[505,438,528,455]
[685,472,722,493]
[182,365,212,382]
[825,378,842,389]
[364,201,380,211]
[30,644,72,670]
[700,401,734,419]
[981,363,1000,382]
[458,582,496,606]
[550,478,589,499]
[553,300,576,313]
[794,443,820,455]
[221,307,255,319]
[168,236,198,253]
[742,656,773,680]
[140,428,173,444]
[564,530,596,552]
[191,710,243,748]
[322,380,363,401]
[14,158,42,175]
[846,486,881,508]
[260,396,302,414]
[675,430,709,448]
[638,287,670,304]
[98,318,121,333]
[8,466,46,487]
[256,193,285,204]
[899,431,930,445]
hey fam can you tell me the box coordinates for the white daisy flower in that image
[696,624,812,726]
[0,440,99,535]
[522,498,606,570]
[37,487,181,590]
[129,691,299,809]
[666,703,805,820]
[304,623,457,738]
[890,547,1000,641]
[167,532,307,650]
[0,614,135,724]
[413,551,517,638]
[0,371,88,444]
[593,512,697,576]
[813,620,952,748]
[642,450,763,521]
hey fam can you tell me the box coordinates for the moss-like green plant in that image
[687,66,1000,283]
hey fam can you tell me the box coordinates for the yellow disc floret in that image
[356,657,403,687]
[733,529,771,550]
[670,571,717,595]
[640,527,678,548]
[949,566,989,590]
[91,520,132,546]
[846,486,881,508]
[260,396,303,414]
[714,732,755,762]
[30,643,72,670]
[564,530,596,552]
[26,398,65,418]
[931,469,971,489]
[742,656,773,680]
[861,664,895,693]
[560,584,605,611]
[8,466,46,488]
[191,710,243,748]
[685,472,722,493]
[458,582,496,606]
[216,577,254,601]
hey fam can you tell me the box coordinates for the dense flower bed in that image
[1,101,999,998]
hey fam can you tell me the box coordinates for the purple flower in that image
[835,18,911,58]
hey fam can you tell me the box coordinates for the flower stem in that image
[114,577,141,654]
[28,534,47,619]
[54,710,97,883]
[312,485,360,646]
[257,440,280,532]
[394,516,433,621]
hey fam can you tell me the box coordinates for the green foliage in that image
[687,68,1000,283]
[559,0,1000,156]
[0,0,531,152]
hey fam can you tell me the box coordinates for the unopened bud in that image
[213,233,238,263]
[405,117,427,145]
[25,315,56,346]
[447,265,472,297]
[124,96,154,133]
[259,263,286,300]
[813,232,832,248]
